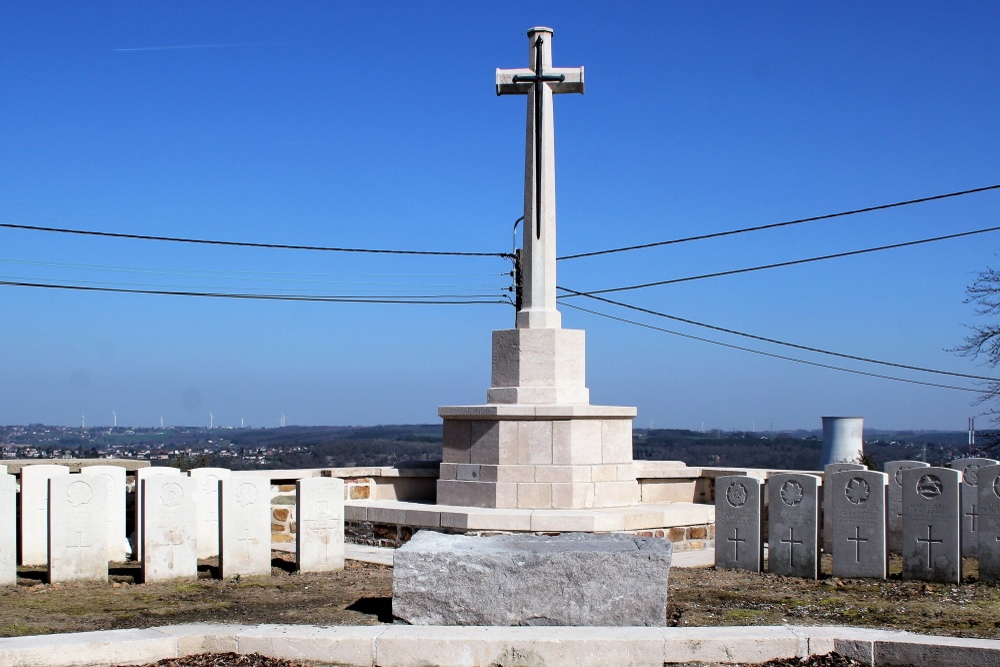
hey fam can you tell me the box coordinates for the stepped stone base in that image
[392,531,672,626]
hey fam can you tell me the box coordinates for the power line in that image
[562,302,980,393]
[557,286,999,382]
[0,279,507,305]
[561,224,1000,297]
[558,183,1000,260]
[0,221,512,259]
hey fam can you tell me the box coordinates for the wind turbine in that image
[81,414,85,431]
[209,412,214,429]
[112,410,117,429]
[280,414,286,428]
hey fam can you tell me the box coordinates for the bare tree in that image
[956,267,1000,448]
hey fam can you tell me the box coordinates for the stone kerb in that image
[220,477,271,578]
[296,477,345,573]
[951,457,998,558]
[49,474,109,584]
[189,467,231,559]
[134,467,181,562]
[767,473,820,579]
[80,466,129,562]
[19,464,70,566]
[885,460,930,554]
[142,475,197,583]
[902,466,961,584]
[829,470,888,580]
[714,475,762,572]
[976,464,1000,582]
[0,474,16,586]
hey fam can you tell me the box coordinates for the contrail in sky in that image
[113,42,287,52]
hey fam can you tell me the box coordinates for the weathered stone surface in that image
[767,473,820,579]
[951,457,998,557]
[902,466,961,583]
[133,467,181,562]
[189,467,231,559]
[976,464,1000,582]
[219,477,271,578]
[80,466,129,561]
[19,464,69,565]
[715,475,762,572]
[142,475,197,583]
[48,475,109,583]
[296,477,345,573]
[829,470,888,579]
[0,474,16,586]
[392,531,671,626]
[821,463,865,551]
[885,461,929,553]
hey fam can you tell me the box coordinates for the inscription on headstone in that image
[220,476,271,578]
[901,466,961,583]
[189,467,231,559]
[142,475,197,583]
[0,474,16,586]
[821,463,865,552]
[976,464,1000,582]
[48,475,109,583]
[80,466,129,561]
[296,477,345,573]
[829,470,888,579]
[714,475,763,572]
[951,457,998,558]
[133,467,181,562]
[767,473,820,578]
[18,464,70,565]
[884,461,930,554]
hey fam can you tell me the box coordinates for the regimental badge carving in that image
[201,475,219,495]
[845,477,870,505]
[160,482,184,507]
[917,474,943,500]
[235,482,259,507]
[66,480,93,507]
[993,475,1000,500]
[726,482,748,508]
[894,468,905,487]
[779,480,804,506]
[963,464,981,487]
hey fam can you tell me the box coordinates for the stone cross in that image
[497,27,584,330]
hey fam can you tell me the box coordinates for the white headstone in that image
[714,475,763,572]
[951,457,998,558]
[141,475,197,582]
[767,473,821,579]
[821,462,866,551]
[133,467,181,561]
[976,464,1000,583]
[884,460,930,553]
[829,470,888,580]
[79,466,129,561]
[296,477,345,573]
[0,464,7,474]
[18,464,69,565]
[219,477,271,578]
[189,467,231,559]
[48,475,109,583]
[0,474,16,586]
[901,466,961,584]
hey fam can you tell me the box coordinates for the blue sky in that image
[2,2,1000,431]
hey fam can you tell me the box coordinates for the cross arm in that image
[496,66,585,96]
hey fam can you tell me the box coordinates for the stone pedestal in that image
[438,328,639,510]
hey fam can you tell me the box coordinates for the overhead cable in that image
[557,286,999,382]
[558,183,1000,260]
[562,225,1000,297]
[561,302,980,393]
[0,222,512,258]
[0,279,506,305]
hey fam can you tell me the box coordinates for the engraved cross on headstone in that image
[728,527,746,561]
[496,27,584,330]
[239,528,254,559]
[847,526,868,563]
[917,524,943,568]
[780,527,802,566]
[966,505,979,532]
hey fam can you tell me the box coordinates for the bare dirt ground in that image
[1,552,998,665]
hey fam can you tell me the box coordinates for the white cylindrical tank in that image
[820,416,864,467]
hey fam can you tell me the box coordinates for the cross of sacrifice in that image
[496,27,584,330]
[780,527,802,566]
[966,505,979,532]
[847,526,868,563]
[917,524,943,568]
[728,528,746,561]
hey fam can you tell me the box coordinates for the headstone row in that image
[3,465,345,585]
[715,457,1000,584]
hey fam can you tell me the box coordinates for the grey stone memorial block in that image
[829,470,888,580]
[902,466,961,583]
[951,457,998,558]
[393,531,672,626]
[885,461,930,554]
[976,464,1000,582]
[48,475,109,584]
[0,474,16,586]
[220,476,271,578]
[715,475,763,572]
[821,463,866,552]
[767,473,820,578]
[142,475,197,583]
